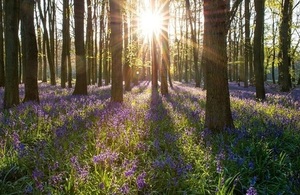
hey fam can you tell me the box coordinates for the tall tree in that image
[204,0,237,132]
[21,0,39,103]
[160,0,169,95]
[151,0,158,90]
[37,0,56,85]
[61,0,69,88]
[123,5,131,91]
[98,0,106,87]
[110,0,123,102]
[186,0,200,87]
[3,0,20,108]
[244,0,250,88]
[73,0,87,95]
[0,0,4,87]
[86,0,93,85]
[254,0,266,100]
[278,0,293,92]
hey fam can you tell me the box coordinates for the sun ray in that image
[139,10,163,40]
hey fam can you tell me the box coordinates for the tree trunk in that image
[160,0,169,95]
[49,1,56,84]
[0,0,4,87]
[254,0,266,100]
[271,8,276,84]
[21,0,39,103]
[38,1,56,85]
[204,0,234,132]
[104,34,109,85]
[93,2,98,85]
[244,0,250,88]
[124,13,131,91]
[98,0,105,87]
[3,0,20,109]
[61,0,68,88]
[37,24,43,81]
[110,0,123,102]
[42,32,47,82]
[186,0,200,87]
[86,0,92,85]
[151,0,158,90]
[67,46,72,88]
[73,0,87,95]
[279,0,293,92]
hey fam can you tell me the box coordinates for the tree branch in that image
[229,0,244,25]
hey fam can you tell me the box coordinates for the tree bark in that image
[254,0,266,100]
[204,0,234,132]
[61,0,69,88]
[0,0,4,87]
[124,12,131,91]
[160,0,169,95]
[151,0,158,90]
[244,0,250,88]
[37,1,56,85]
[98,0,105,87]
[279,0,293,92]
[110,0,123,102]
[73,0,87,95]
[21,0,39,103]
[186,0,200,87]
[3,0,20,108]
[86,0,93,85]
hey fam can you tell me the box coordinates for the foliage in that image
[0,82,299,194]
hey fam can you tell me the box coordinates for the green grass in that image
[0,82,299,194]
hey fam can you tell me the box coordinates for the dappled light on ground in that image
[0,82,299,194]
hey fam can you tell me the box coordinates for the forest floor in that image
[0,81,299,194]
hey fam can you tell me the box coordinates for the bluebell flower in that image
[248,161,254,170]
[136,172,147,190]
[250,176,257,186]
[246,186,257,195]
[24,185,33,194]
[120,183,130,194]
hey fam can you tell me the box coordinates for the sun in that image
[139,10,163,39]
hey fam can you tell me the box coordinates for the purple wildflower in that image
[99,182,105,189]
[70,156,89,180]
[32,168,44,181]
[49,174,63,186]
[50,161,59,171]
[12,131,20,149]
[78,165,89,180]
[136,172,147,190]
[250,176,257,186]
[24,185,33,194]
[248,161,254,170]
[120,183,130,194]
[246,187,258,195]
[70,156,79,169]
[32,168,44,192]
[92,150,119,165]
